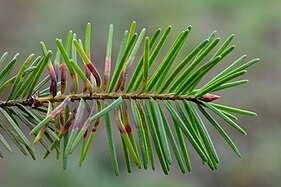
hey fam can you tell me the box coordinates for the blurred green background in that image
[0,0,281,186]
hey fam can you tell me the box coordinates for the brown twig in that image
[0,93,200,107]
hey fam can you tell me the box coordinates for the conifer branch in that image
[0,21,259,175]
